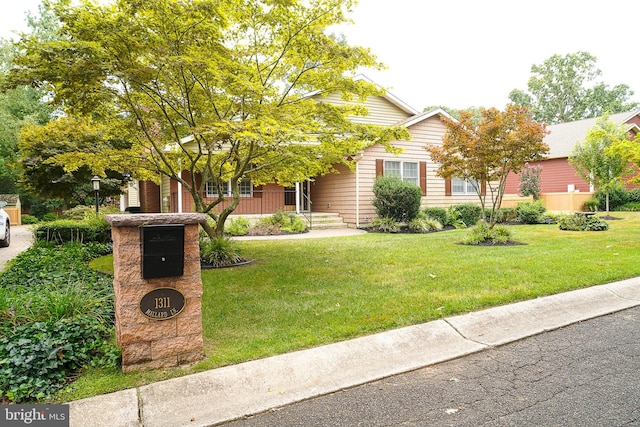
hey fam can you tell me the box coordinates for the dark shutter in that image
[419,161,427,196]
[445,178,452,196]
[375,159,384,177]
[480,181,486,196]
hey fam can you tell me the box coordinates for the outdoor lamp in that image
[92,175,101,215]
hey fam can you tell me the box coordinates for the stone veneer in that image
[104,213,208,372]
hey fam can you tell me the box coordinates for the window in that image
[206,178,252,197]
[452,177,477,194]
[384,161,419,186]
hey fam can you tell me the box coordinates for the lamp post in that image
[92,176,101,216]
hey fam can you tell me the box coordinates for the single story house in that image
[504,109,640,195]
[127,76,484,227]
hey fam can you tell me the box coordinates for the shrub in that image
[42,212,58,222]
[446,207,466,229]
[498,208,518,223]
[407,217,443,233]
[516,200,546,224]
[619,202,640,211]
[595,184,628,211]
[422,207,448,226]
[21,214,38,224]
[558,214,608,231]
[372,176,422,222]
[628,188,640,203]
[199,237,246,267]
[583,199,599,212]
[226,217,252,236]
[35,218,112,244]
[463,222,513,245]
[370,217,400,233]
[253,211,308,234]
[451,203,482,227]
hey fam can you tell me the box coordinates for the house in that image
[130,76,481,227]
[504,110,640,196]
[0,194,21,225]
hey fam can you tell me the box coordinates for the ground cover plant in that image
[0,242,117,403]
[58,213,640,402]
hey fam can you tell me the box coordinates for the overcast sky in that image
[3,0,639,112]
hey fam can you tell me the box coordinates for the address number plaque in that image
[139,287,186,321]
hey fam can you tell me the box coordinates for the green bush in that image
[226,217,252,236]
[253,211,308,234]
[451,203,482,227]
[372,176,422,222]
[35,218,112,245]
[446,207,466,229]
[619,202,640,211]
[628,188,640,203]
[583,199,599,212]
[200,237,246,267]
[516,200,546,224]
[558,214,609,231]
[463,222,513,245]
[499,208,517,223]
[595,184,629,211]
[21,215,38,224]
[370,217,400,233]
[407,217,443,233]
[42,212,58,222]
[422,207,448,226]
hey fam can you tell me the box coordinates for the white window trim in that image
[384,160,419,185]
[206,179,253,197]
[451,177,478,195]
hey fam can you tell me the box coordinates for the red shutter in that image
[480,181,486,196]
[375,159,384,177]
[445,178,452,196]
[419,161,427,196]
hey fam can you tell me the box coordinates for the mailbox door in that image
[140,224,185,279]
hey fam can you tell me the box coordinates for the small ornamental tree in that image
[518,163,543,200]
[426,105,549,228]
[569,115,632,217]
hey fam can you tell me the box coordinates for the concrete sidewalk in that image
[68,276,640,427]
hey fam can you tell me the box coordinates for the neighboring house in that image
[134,76,481,226]
[504,110,640,195]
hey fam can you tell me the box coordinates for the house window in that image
[452,177,477,194]
[206,178,252,197]
[384,161,419,186]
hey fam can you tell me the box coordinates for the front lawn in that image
[62,213,640,401]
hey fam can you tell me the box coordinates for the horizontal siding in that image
[505,158,591,194]
[316,93,411,126]
[312,163,357,224]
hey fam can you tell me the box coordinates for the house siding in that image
[315,93,410,126]
[312,163,358,223]
[505,158,591,194]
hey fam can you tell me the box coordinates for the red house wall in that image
[505,158,591,194]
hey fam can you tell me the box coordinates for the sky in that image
[2,0,639,112]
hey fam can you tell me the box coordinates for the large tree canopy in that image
[509,51,638,125]
[7,0,408,237]
[426,105,549,227]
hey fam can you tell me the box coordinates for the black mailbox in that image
[140,224,185,279]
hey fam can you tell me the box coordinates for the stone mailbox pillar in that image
[104,213,208,373]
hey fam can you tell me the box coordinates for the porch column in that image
[177,171,183,213]
[295,182,301,214]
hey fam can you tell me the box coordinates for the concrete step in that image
[307,213,347,229]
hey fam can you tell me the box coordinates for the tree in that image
[426,105,549,227]
[0,1,57,194]
[7,0,407,238]
[518,163,543,200]
[569,115,633,216]
[509,52,638,124]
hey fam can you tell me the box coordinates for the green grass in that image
[59,213,640,401]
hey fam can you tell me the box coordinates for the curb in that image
[68,277,640,427]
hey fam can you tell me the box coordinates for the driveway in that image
[0,225,34,272]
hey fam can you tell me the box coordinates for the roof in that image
[545,109,640,159]
[396,108,455,128]
[0,194,20,206]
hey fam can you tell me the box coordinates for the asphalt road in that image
[0,225,33,271]
[224,306,640,427]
